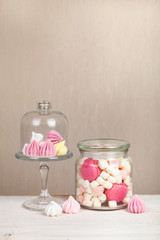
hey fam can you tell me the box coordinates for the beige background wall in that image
[0,0,160,195]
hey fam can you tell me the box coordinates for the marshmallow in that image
[106,165,115,174]
[93,186,104,196]
[98,159,108,170]
[93,198,101,208]
[76,173,81,181]
[82,180,90,189]
[103,181,113,189]
[108,201,117,208]
[122,197,130,204]
[124,164,131,174]
[78,179,85,186]
[76,188,81,196]
[111,169,120,177]
[80,185,86,193]
[91,180,99,188]
[108,176,116,184]
[84,193,92,201]
[85,185,93,194]
[96,177,105,185]
[100,171,109,180]
[119,158,129,168]
[116,175,122,184]
[99,194,106,203]
[124,176,131,186]
[83,200,93,207]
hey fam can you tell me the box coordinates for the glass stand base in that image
[23,196,54,211]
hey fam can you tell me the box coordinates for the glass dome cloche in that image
[15,101,73,211]
[16,100,72,160]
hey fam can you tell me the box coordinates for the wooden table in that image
[0,195,159,240]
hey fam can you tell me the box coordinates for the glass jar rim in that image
[77,138,130,152]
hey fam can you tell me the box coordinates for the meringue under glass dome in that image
[16,101,72,161]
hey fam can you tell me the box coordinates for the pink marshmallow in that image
[93,186,104,196]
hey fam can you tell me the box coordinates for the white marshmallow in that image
[106,165,115,174]
[108,201,117,208]
[98,159,108,170]
[78,179,85,186]
[76,188,81,195]
[83,200,93,207]
[111,169,120,177]
[85,185,93,194]
[96,177,105,185]
[124,164,131,174]
[93,198,101,208]
[103,181,113,189]
[108,176,116,184]
[122,197,130,204]
[84,193,92,201]
[91,180,99,188]
[124,176,131,186]
[82,180,90,189]
[119,158,129,168]
[116,175,122,184]
[100,171,109,180]
[99,194,106,203]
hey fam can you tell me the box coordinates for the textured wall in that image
[0,0,160,195]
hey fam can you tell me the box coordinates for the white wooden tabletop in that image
[0,195,159,240]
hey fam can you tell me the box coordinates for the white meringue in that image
[22,143,29,154]
[30,131,43,143]
[45,201,62,217]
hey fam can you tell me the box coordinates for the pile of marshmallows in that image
[22,130,68,157]
[76,157,132,208]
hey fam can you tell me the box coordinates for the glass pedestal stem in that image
[39,162,51,198]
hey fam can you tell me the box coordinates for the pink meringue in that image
[40,141,56,156]
[62,196,80,214]
[47,130,63,144]
[128,195,145,214]
[25,140,40,156]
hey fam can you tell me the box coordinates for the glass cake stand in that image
[15,151,73,211]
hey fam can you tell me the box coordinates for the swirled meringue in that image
[25,140,40,156]
[40,141,56,156]
[30,131,43,143]
[45,201,62,217]
[128,195,145,214]
[62,196,80,214]
[47,130,63,144]
[54,141,68,156]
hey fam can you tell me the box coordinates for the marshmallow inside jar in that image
[76,139,132,210]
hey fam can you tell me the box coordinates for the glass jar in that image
[76,139,132,210]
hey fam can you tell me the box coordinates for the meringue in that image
[62,196,80,214]
[45,201,62,217]
[40,141,56,156]
[47,130,63,144]
[22,143,29,154]
[25,140,40,156]
[128,195,145,214]
[54,141,68,156]
[30,131,43,143]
